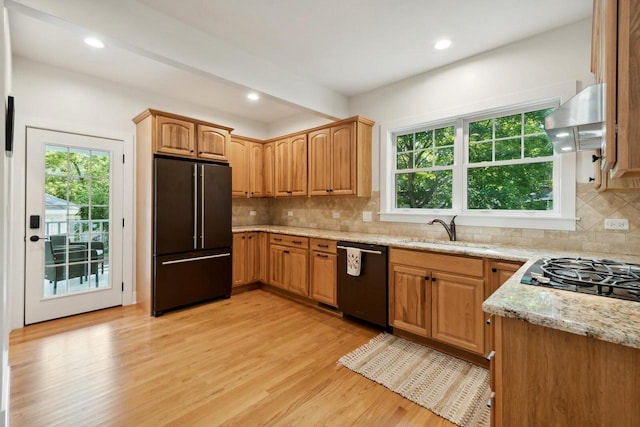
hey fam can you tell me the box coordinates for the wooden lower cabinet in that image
[232,232,263,287]
[492,316,640,427]
[309,238,337,306]
[268,234,309,295]
[431,271,485,354]
[389,264,430,336]
[389,248,486,355]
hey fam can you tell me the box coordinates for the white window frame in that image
[379,81,578,231]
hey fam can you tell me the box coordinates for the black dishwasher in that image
[337,242,388,328]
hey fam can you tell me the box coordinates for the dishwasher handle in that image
[337,245,382,255]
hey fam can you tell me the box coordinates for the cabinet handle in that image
[199,151,203,154]
[316,254,328,258]
[283,250,290,254]
[487,392,496,408]
[242,236,245,239]
[431,277,436,282]
[248,236,253,239]
[424,276,429,281]
[274,238,282,242]
[326,189,330,192]
[292,240,303,244]
[592,154,602,163]
[317,244,329,248]
[486,350,495,362]
[487,398,492,409]
[491,268,497,273]
[589,177,595,182]
[329,189,333,192]
[486,317,492,325]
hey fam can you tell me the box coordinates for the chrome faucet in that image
[427,215,457,241]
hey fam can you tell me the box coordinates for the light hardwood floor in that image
[10,290,455,426]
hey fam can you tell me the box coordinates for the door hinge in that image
[122,282,124,291]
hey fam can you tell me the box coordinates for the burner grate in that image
[522,257,640,302]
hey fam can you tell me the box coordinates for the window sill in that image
[379,212,577,231]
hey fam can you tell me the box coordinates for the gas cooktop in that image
[521,257,640,302]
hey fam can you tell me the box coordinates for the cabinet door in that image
[310,251,337,306]
[389,264,430,337]
[155,115,195,157]
[246,232,261,283]
[488,261,522,297]
[248,142,264,197]
[228,137,249,198]
[197,124,228,162]
[269,245,287,289]
[308,129,331,195]
[274,138,290,196]
[286,247,309,296]
[432,271,485,354]
[263,142,275,197]
[232,233,247,287]
[330,123,356,195]
[258,232,269,282]
[289,134,308,196]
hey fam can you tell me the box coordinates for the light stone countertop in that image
[233,225,640,350]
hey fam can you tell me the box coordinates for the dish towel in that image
[346,247,362,276]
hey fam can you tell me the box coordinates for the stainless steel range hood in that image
[544,83,604,153]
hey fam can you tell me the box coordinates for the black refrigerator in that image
[153,157,232,316]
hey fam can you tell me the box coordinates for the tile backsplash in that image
[232,184,640,257]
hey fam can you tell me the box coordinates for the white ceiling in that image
[7,0,592,124]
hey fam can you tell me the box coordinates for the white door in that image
[25,127,124,324]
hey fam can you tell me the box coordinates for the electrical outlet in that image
[362,211,372,222]
[287,211,294,217]
[604,218,629,230]
[332,211,340,219]
[249,210,257,216]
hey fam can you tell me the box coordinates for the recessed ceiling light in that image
[84,37,105,49]
[247,92,260,101]
[434,39,452,50]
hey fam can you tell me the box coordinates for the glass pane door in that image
[43,145,111,297]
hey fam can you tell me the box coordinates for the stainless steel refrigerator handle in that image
[161,253,231,265]
[337,246,382,255]
[193,164,198,250]
[201,164,205,248]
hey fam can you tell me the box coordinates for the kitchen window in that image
[380,92,577,231]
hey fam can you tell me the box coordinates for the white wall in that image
[1,4,10,425]
[349,18,595,190]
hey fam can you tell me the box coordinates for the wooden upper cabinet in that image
[263,142,275,197]
[248,142,264,197]
[137,109,233,161]
[308,129,331,195]
[274,134,307,197]
[308,124,356,196]
[591,0,640,179]
[197,124,228,162]
[308,119,371,197]
[228,136,265,198]
[229,136,250,198]
[155,115,195,157]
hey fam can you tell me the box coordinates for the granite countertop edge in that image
[232,225,640,350]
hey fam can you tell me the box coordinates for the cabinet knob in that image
[326,189,330,192]
[248,236,252,239]
[486,317,492,325]
[588,177,595,182]
[283,250,290,254]
[491,268,497,273]
[250,192,254,195]
[431,277,436,282]
[190,150,194,153]
[242,236,245,239]
[199,151,203,154]
[486,350,495,362]
[592,154,602,163]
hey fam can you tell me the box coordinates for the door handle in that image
[29,235,48,242]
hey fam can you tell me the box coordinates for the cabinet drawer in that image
[270,233,309,249]
[390,248,484,277]
[310,238,337,253]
